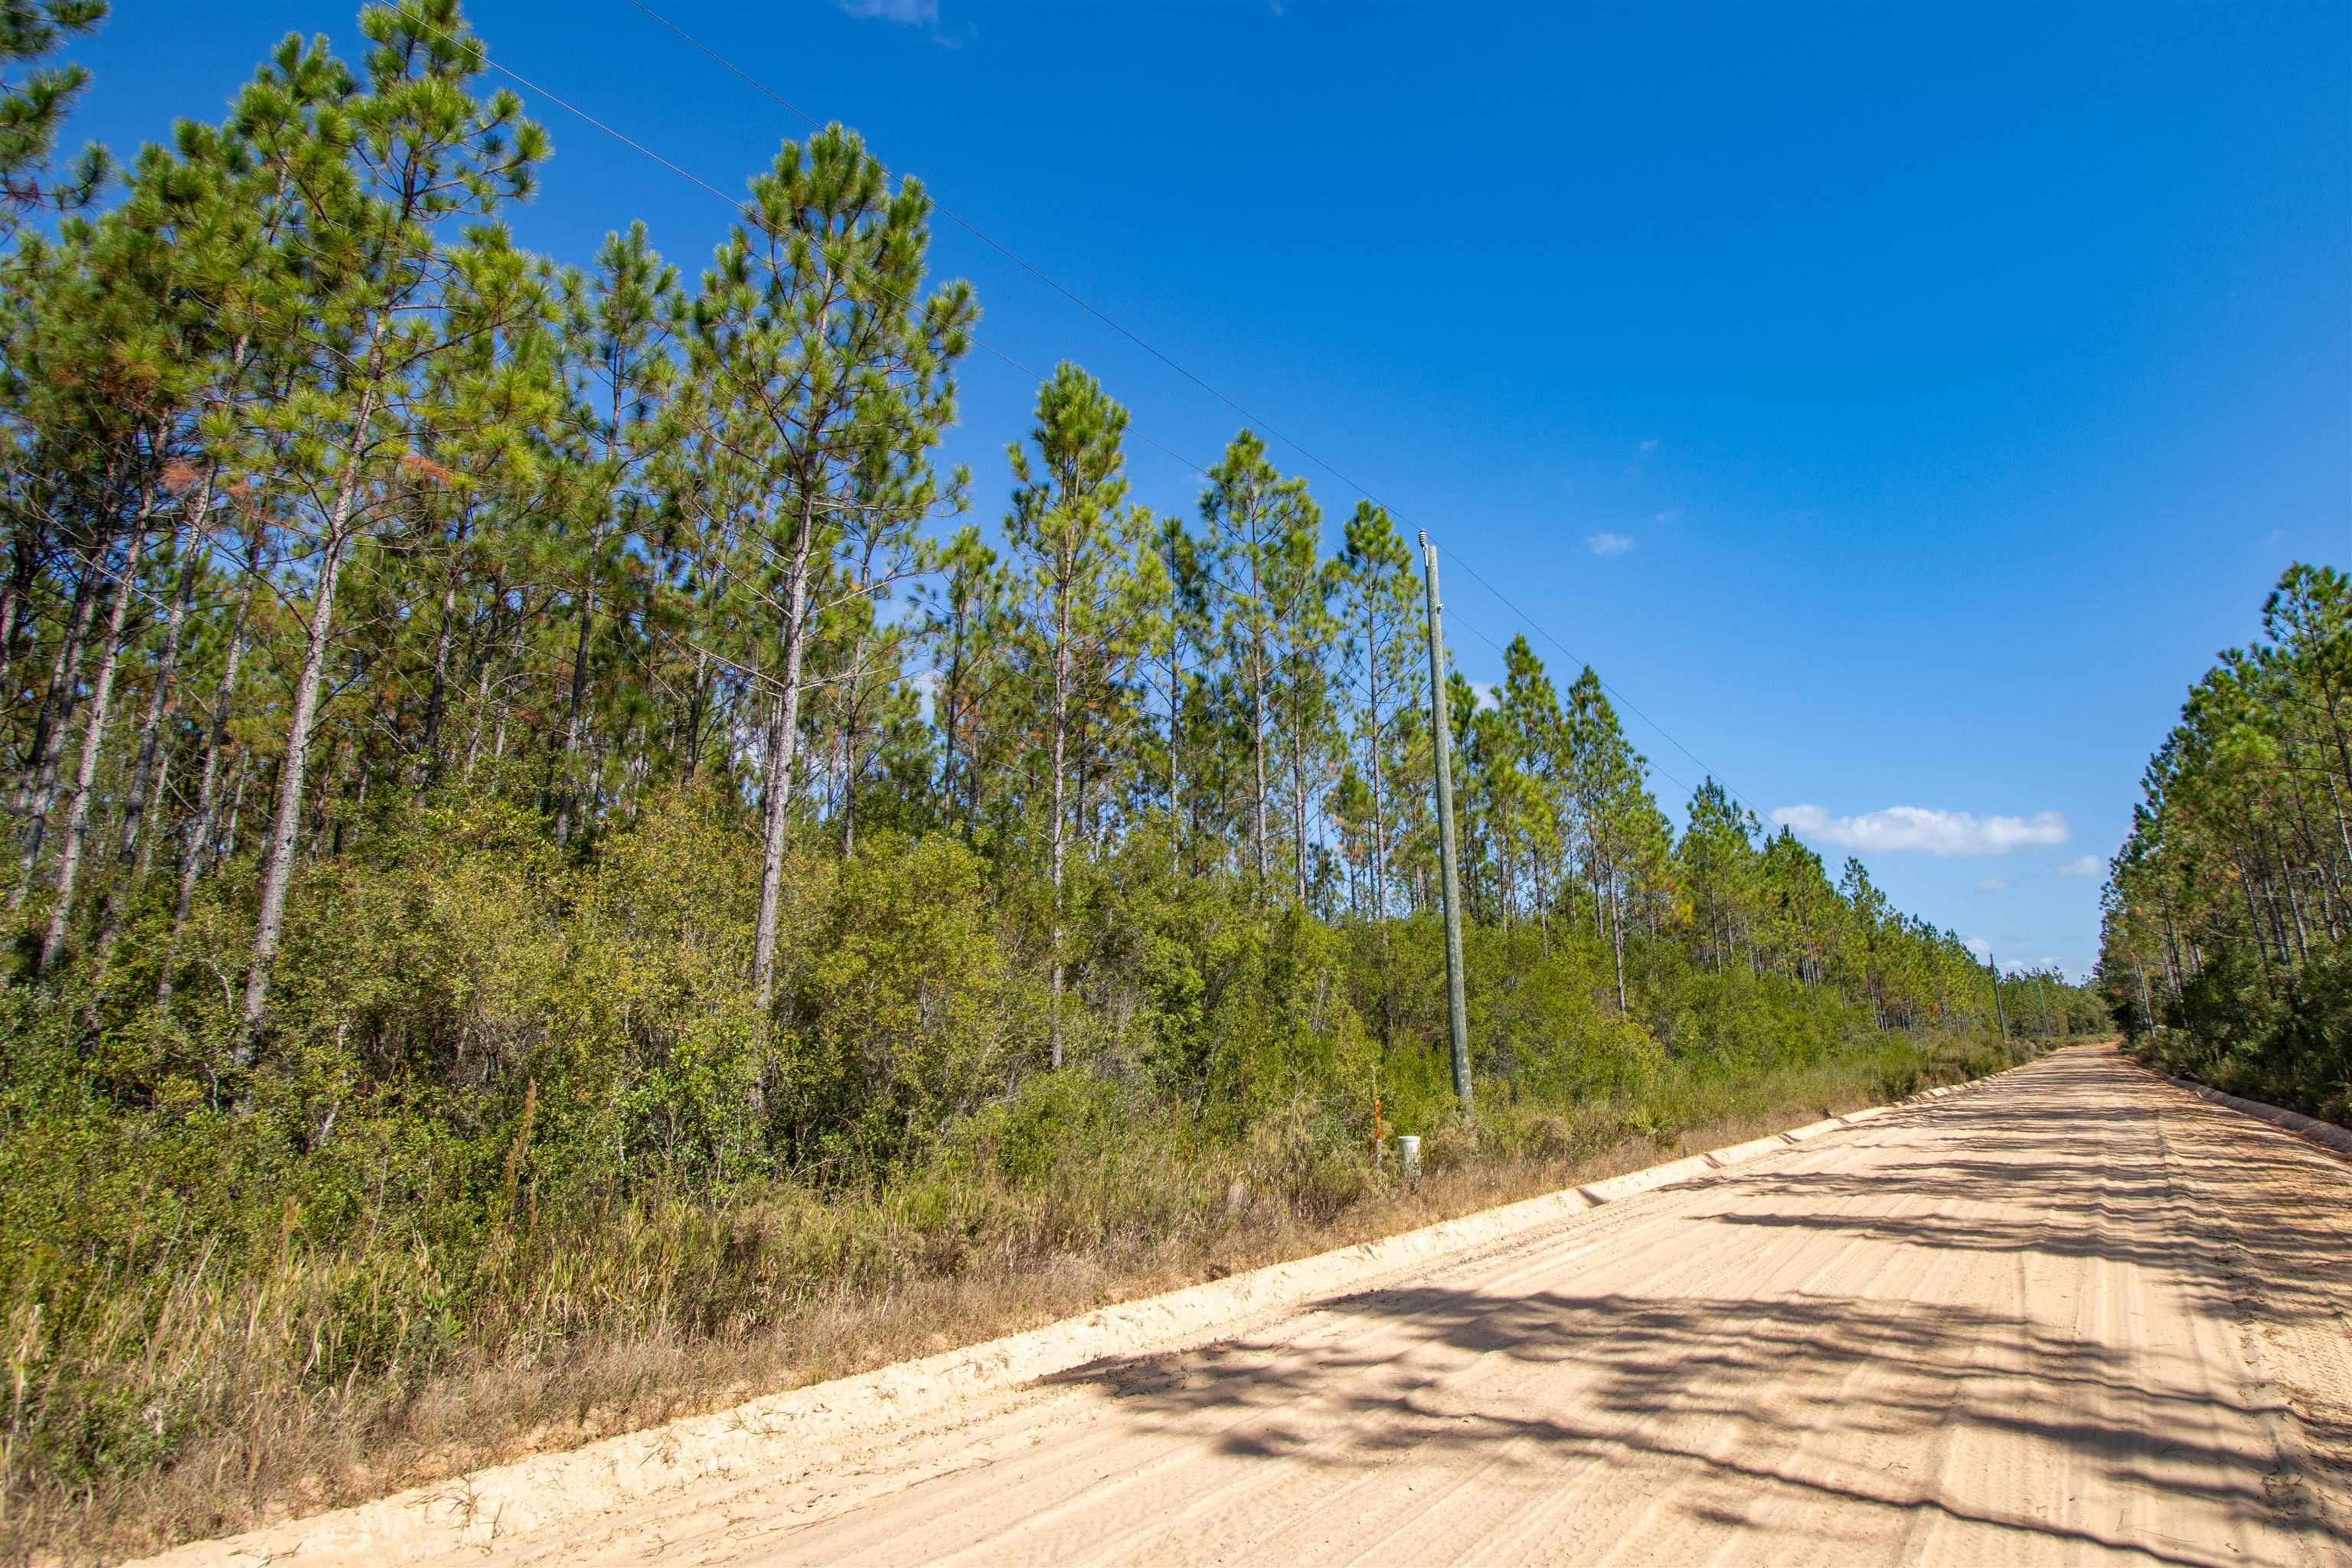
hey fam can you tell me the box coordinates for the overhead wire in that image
[609,1,1767,822]
[416,3,1760,816]
[1438,598,1700,805]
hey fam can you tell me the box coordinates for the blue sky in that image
[69,2,2351,978]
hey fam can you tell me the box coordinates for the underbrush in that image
[3,1026,2041,1564]
[2122,948,2352,1126]
[0,801,2074,1561]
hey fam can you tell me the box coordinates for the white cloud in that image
[1975,877,2009,894]
[1964,936,1992,960]
[1586,531,1635,558]
[836,0,962,42]
[1468,680,1499,710]
[2054,854,2104,879]
[1638,438,1659,454]
[1769,804,2069,858]
[1651,508,1683,524]
[839,0,935,20]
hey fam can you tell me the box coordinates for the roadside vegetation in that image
[2098,565,2352,1125]
[0,4,2104,1559]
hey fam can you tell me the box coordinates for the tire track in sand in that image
[144,1047,2351,1567]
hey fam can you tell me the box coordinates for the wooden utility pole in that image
[1419,532,1472,1117]
[1987,955,2008,1043]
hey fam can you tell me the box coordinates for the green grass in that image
[1,1025,2050,1564]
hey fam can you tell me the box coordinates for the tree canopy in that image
[2097,563,2352,1122]
[0,6,2102,1553]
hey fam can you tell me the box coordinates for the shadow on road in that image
[1039,1052,2348,1566]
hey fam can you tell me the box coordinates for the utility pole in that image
[1987,955,2007,1043]
[1419,532,1472,1117]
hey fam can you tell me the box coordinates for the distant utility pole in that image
[1419,531,1472,1118]
[1987,956,2008,1043]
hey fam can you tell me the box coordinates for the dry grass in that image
[6,1034,2062,1565]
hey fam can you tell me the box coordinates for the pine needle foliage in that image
[0,5,2110,1557]
[2098,563,2352,1122]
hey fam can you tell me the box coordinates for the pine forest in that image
[2096,564,2352,1125]
[0,5,2119,1557]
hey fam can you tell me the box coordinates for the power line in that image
[394,9,1121,441]
[414,11,1251,500]
[425,5,1757,822]
[621,0,1381,488]
[611,1,1768,822]
[1441,554,1751,819]
[1439,599,1699,806]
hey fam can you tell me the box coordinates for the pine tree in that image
[1335,501,1420,916]
[1150,509,1208,869]
[235,0,545,1040]
[919,521,1007,841]
[1268,489,1332,905]
[683,122,971,1010]
[1566,666,1658,1013]
[1498,635,1567,943]
[551,223,677,845]
[1002,363,1132,1062]
[1200,430,1315,891]
[0,0,107,230]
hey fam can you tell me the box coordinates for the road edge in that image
[134,1060,2036,1568]
[2157,1073,2352,1160]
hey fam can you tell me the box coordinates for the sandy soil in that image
[141,1045,2350,1566]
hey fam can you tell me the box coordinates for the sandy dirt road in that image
[206,1047,2352,1567]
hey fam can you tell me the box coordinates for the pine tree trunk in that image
[2275,832,2311,963]
[1165,642,1181,870]
[1292,692,1309,906]
[1609,854,1628,1015]
[1252,652,1269,886]
[40,524,144,973]
[2230,850,2273,995]
[11,554,100,899]
[750,492,817,1011]
[941,632,963,835]
[553,548,596,846]
[1367,626,1387,916]
[556,398,622,843]
[2256,851,2292,966]
[96,492,210,960]
[681,642,712,786]
[462,653,492,783]
[157,597,247,1009]
[240,382,375,1047]
[1247,535,1269,886]
[838,616,874,861]
[1047,593,1072,1069]
[420,515,469,779]
[0,557,21,697]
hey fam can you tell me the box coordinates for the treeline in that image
[2098,564,2352,1122]
[0,0,2017,1050]
[0,4,2092,1553]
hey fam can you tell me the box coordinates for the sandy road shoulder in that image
[132,1070,2028,1568]
[2135,1059,2352,1542]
